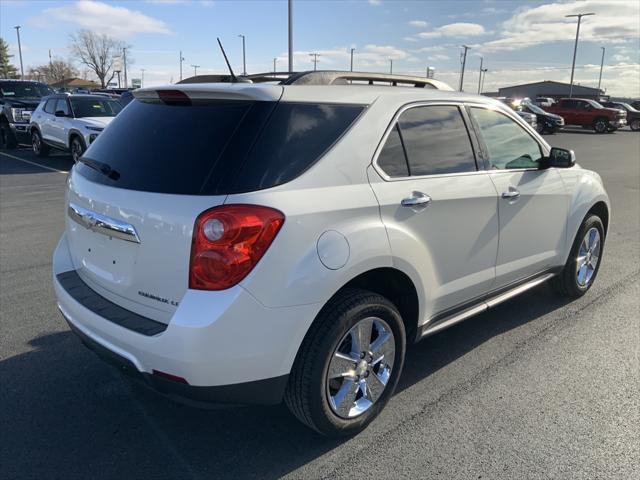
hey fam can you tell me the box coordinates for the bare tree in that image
[69,30,127,88]
[28,59,78,84]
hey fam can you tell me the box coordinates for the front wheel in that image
[553,214,604,298]
[593,118,608,133]
[1,120,18,149]
[285,289,406,437]
[70,136,85,163]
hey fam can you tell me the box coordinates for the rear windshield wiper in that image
[77,158,120,181]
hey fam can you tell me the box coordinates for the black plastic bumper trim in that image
[64,317,288,406]
[56,270,168,336]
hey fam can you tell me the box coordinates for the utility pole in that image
[389,59,393,74]
[477,56,484,94]
[566,12,595,98]
[459,45,470,92]
[141,69,145,87]
[191,64,200,76]
[48,49,53,69]
[350,48,355,71]
[179,51,185,81]
[310,53,320,71]
[14,26,24,80]
[273,57,277,74]
[122,47,128,88]
[597,46,605,95]
[115,71,121,88]
[238,34,246,76]
[480,68,488,94]
[288,0,293,73]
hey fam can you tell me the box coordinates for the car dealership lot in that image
[1,131,638,479]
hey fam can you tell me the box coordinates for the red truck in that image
[546,98,627,133]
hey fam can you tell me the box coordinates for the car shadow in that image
[1,283,572,479]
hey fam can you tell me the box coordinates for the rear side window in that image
[43,99,56,114]
[377,124,409,177]
[397,105,477,176]
[77,100,363,195]
[55,99,70,116]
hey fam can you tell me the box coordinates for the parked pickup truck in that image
[546,98,627,133]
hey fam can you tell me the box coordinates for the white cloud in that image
[428,54,450,61]
[418,23,487,39]
[403,37,419,42]
[368,0,382,5]
[612,54,631,62]
[479,0,640,52]
[31,1,171,38]
[416,45,448,53]
[408,20,428,28]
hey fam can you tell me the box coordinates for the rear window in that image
[77,99,363,195]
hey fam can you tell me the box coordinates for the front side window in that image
[470,107,542,170]
[397,105,477,176]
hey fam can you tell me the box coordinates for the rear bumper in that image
[53,232,321,405]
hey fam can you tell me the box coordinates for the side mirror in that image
[54,110,67,117]
[541,147,576,169]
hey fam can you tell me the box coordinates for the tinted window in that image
[471,107,542,169]
[43,99,56,114]
[78,100,363,195]
[397,105,476,176]
[0,82,53,98]
[70,97,122,117]
[55,99,70,116]
[376,125,409,177]
[561,100,577,108]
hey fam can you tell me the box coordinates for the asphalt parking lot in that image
[1,130,639,479]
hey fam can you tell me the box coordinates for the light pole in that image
[238,34,246,76]
[273,57,277,74]
[597,46,605,95]
[288,0,293,72]
[191,64,200,76]
[389,59,393,74]
[14,26,24,80]
[566,12,595,98]
[141,69,145,87]
[123,47,128,88]
[350,48,355,71]
[480,68,488,94]
[310,53,320,71]
[477,56,483,94]
[459,45,470,92]
[179,51,185,81]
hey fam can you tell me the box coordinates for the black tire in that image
[0,119,18,149]
[31,130,50,157]
[536,122,545,134]
[630,119,640,131]
[70,136,85,163]
[593,118,608,133]
[553,214,604,298]
[284,288,406,437]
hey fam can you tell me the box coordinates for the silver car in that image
[30,94,122,162]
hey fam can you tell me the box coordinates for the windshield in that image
[70,98,123,117]
[0,82,54,98]
[616,102,637,112]
[587,100,604,109]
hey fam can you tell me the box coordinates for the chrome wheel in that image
[71,138,83,163]
[594,120,607,133]
[576,227,601,287]
[326,316,395,419]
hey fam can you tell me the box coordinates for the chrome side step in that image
[419,272,556,339]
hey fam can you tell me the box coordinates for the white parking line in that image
[0,151,68,174]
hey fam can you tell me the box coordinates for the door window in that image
[377,124,409,177]
[55,99,70,116]
[43,99,56,114]
[470,107,542,170]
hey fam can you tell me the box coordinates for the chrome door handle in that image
[501,187,520,199]
[401,192,432,208]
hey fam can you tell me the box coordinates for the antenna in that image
[217,37,239,82]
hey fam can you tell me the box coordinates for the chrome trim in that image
[68,202,140,244]
[401,191,432,208]
[419,272,556,339]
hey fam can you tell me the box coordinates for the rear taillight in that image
[189,205,285,290]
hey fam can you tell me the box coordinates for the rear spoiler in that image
[134,84,284,103]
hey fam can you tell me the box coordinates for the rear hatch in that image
[65,85,283,322]
[64,84,365,322]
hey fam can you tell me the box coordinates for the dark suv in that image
[600,101,640,131]
[0,80,54,148]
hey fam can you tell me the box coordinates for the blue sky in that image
[1,0,638,96]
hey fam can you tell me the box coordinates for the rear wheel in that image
[285,288,406,437]
[553,215,604,298]
[630,119,640,131]
[31,130,50,157]
[593,118,608,133]
[0,119,18,149]
[70,136,85,163]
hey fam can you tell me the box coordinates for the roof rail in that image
[282,70,454,90]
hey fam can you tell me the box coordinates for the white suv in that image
[53,72,610,437]
[30,94,122,162]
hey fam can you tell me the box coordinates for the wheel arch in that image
[67,129,86,149]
